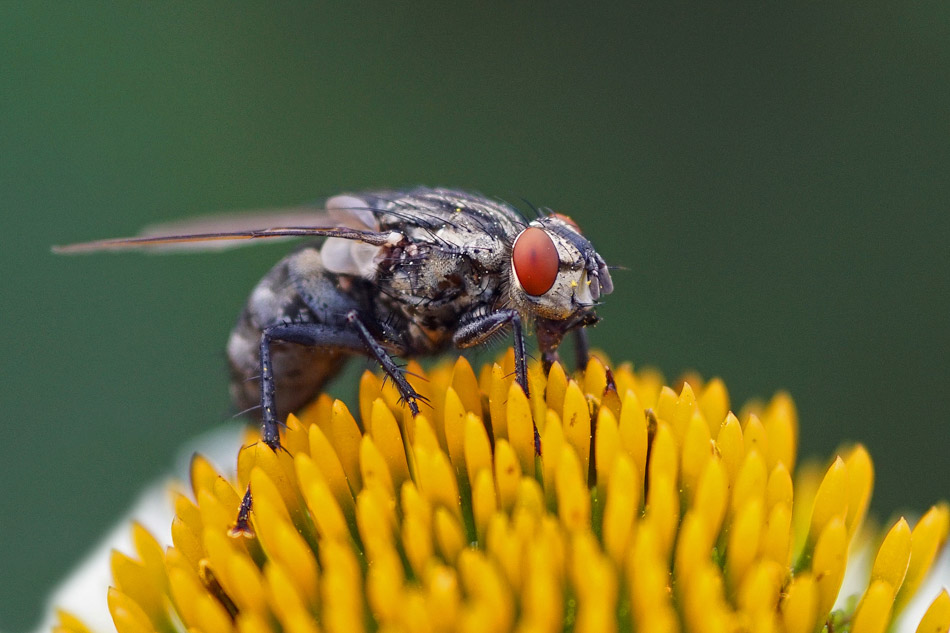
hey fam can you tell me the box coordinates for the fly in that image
[55,187,614,529]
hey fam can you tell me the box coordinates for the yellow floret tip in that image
[917,590,950,633]
[50,350,949,633]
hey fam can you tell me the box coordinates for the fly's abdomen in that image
[227,312,348,421]
[226,248,353,421]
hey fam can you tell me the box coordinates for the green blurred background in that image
[2,3,949,629]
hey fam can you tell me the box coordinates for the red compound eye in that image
[512,227,559,296]
[551,212,581,233]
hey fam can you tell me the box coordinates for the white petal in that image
[834,528,950,633]
[896,542,950,633]
[835,541,872,610]
[31,424,245,633]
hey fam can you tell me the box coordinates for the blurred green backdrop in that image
[2,3,949,629]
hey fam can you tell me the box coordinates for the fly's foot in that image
[261,426,282,452]
[228,485,254,538]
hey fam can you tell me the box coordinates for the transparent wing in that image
[53,224,398,255]
[52,198,389,254]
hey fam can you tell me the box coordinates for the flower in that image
[51,350,949,633]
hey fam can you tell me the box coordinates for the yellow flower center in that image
[55,351,950,633]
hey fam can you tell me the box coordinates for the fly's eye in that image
[551,212,582,233]
[512,227,559,296]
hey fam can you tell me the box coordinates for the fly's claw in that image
[228,485,254,538]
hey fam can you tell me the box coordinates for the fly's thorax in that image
[287,246,367,324]
[376,235,502,315]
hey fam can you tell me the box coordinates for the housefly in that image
[55,187,614,527]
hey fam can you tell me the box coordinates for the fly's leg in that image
[538,328,591,381]
[230,485,254,537]
[454,309,535,454]
[258,323,368,449]
[541,348,560,372]
[573,328,590,370]
[257,319,421,442]
[454,309,528,393]
[231,320,401,537]
[536,322,562,374]
[539,316,597,372]
[454,309,539,454]
[345,310,422,416]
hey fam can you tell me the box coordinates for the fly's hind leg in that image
[257,318,422,443]
[231,316,422,537]
[257,323,367,449]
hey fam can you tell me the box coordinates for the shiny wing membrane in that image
[52,188,526,255]
[52,201,394,254]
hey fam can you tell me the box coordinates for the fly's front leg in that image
[537,314,598,372]
[454,309,528,394]
[454,309,540,454]
[536,322,562,374]
[573,328,590,370]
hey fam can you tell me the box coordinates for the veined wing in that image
[52,198,391,254]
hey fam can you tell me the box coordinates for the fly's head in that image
[507,213,613,336]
